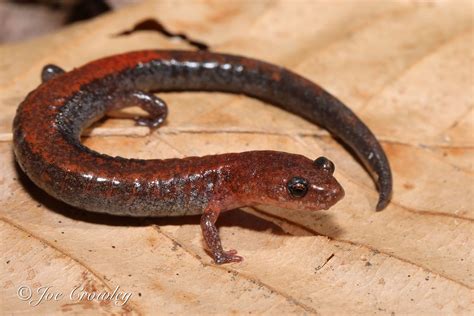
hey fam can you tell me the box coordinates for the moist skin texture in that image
[13,50,391,264]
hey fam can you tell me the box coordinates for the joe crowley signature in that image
[17,285,132,306]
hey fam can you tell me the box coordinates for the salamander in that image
[12,50,392,264]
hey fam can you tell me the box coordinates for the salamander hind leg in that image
[129,91,168,128]
[41,64,65,82]
[106,90,168,129]
[200,208,243,264]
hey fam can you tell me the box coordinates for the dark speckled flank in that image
[13,50,391,263]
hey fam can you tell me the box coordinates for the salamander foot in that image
[214,249,243,264]
[201,208,244,264]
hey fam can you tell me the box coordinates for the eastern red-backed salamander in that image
[13,50,392,264]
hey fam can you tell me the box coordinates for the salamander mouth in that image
[318,201,336,211]
[320,185,345,210]
[319,201,334,211]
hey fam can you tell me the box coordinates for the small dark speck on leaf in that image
[114,18,209,51]
[315,253,335,272]
[6,260,10,264]
[171,241,181,251]
[365,262,372,267]
[138,292,142,297]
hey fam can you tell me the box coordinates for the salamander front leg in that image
[201,208,243,264]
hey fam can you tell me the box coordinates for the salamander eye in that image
[287,177,308,198]
[314,156,335,174]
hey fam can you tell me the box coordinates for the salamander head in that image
[244,154,344,211]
